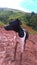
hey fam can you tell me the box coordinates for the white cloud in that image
[0,0,23,8]
[17,7,31,12]
[0,0,31,12]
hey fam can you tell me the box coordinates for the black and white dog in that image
[4,19,29,53]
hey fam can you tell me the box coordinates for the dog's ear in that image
[16,19,19,21]
[16,18,22,25]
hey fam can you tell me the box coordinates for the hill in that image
[0,8,37,34]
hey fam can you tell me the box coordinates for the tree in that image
[25,12,37,30]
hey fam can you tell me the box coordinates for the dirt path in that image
[0,27,37,65]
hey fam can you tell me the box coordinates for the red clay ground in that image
[0,27,37,65]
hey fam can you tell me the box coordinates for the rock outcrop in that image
[0,27,37,65]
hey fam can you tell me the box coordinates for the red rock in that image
[0,27,37,65]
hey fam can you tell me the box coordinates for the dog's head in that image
[9,18,22,26]
[4,18,22,31]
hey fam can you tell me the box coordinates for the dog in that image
[4,19,29,61]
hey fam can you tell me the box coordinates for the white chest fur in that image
[19,31,26,53]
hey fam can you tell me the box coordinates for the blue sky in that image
[20,0,37,12]
[0,0,37,13]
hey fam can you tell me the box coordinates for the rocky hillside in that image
[0,27,37,65]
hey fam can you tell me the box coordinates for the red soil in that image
[0,27,37,65]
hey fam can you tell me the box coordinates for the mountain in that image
[0,8,25,13]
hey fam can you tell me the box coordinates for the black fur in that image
[4,19,22,32]
[4,19,29,39]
